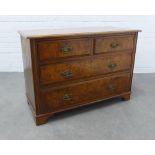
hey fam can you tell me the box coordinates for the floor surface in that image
[0,73,155,140]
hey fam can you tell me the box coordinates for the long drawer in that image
[40,73,131,112]
[40,52,132,85]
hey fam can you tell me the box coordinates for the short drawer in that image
[95,35,134,53]
[41,73,130,112]
[40,52,132,85]
[37,38,93,61]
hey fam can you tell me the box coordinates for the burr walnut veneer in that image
[19,27,140,125]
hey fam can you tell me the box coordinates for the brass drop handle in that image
[111,42,119,48]
[61,70,72,78]
[108,63,117,70]
[107,84,116,92]
[61,47,72,54]
[63,94,72,101]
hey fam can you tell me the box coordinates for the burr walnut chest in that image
[19,27,140,125]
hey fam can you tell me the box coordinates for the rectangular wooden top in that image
[18,27,141,39]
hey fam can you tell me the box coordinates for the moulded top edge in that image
[18,27,141,39]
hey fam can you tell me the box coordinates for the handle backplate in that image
[108,63,117,70]
[107,84,116,92]
[61,47,72,54]
[111,42,119,48]
[61,70,72,78]
[63,94,72,101]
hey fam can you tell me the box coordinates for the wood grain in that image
[20,36,36,111]
[40,73,131,113]
[40,52,132,85]
[37,38,93,61]
[19,27,140,125]
[95,35,134,53]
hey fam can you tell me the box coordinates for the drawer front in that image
[95,35,134,53]
[41,73,130,112]
[40,52,132,85]
[37,38,93,61]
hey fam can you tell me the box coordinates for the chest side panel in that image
[21,36,36,111]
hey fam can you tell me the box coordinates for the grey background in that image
[0,73,155,140]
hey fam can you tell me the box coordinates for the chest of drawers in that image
[19,27,140,125]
